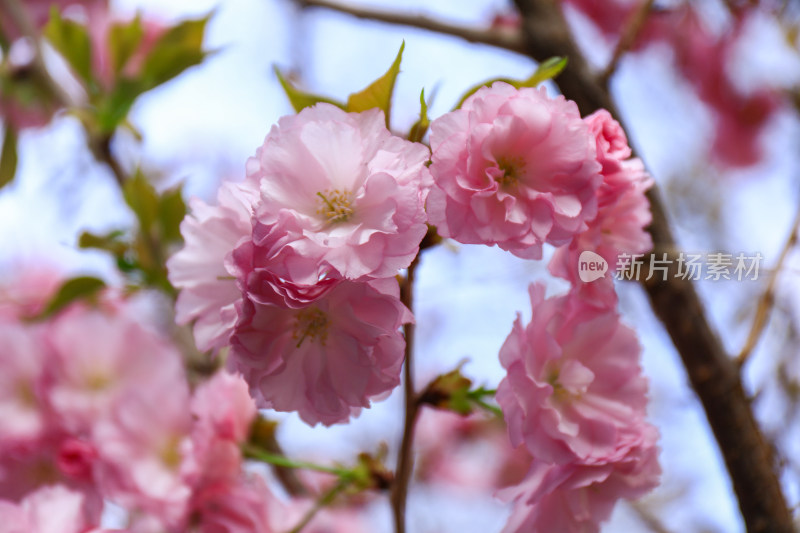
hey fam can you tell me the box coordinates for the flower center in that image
[293,307,329,348]
[496,156,525,187]
[316,189,353,223]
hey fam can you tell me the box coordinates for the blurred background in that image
[2,0,800,531]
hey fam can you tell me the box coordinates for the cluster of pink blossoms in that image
[0,272,277,532]
[169,104,426,426]
[169,81,658,530]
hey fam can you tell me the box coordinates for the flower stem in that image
[242,444,351,478]
[390,256,420,533]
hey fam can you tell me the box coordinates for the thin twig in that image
[296,0,527,55]
[600,0,656,86]
[389,257,420,533]
[288,479,348,533]
[630,501,673,533]
[736,205,800,366]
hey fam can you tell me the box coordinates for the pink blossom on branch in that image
[246,103,431,283]
[549,110,653,301]
[500,425,660,533]
[426,82,602,259]
[230,278,411,426]
[167,180,258,353]
[496,283,649,464]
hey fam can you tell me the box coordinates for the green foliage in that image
[44,8,93,84]
[0,126,18,190]
[346,42,404,127]
[407,88,430,143]
[453,56,568,109]
[274,66,345,112]
[34,276,106,319]
[138,16,211,91]
[80,172,185,294]
[108,15,144,77]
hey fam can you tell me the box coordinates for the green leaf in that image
[139,16,211,91]
[96,78,144,133]
[0,126,18,190]
[273,66,344,112]
[44,8,93,83]
[78,230,128,255]
[346,42,404,126]
[122,171,159,234]
[408,88,430,143]
[453,56,568,109]
[109,15,144,76]
[157,185,186,244]
[524,56,568,87]
[35,276,106,319]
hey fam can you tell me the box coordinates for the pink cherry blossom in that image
[0,321,52,448]
[549,110,653,300]
[230,278,410,426]
[0,484,98,533]
[500,425,660,533]
[426,82,602,259]
[246,103,431,283]
[188,474,275,533]
[168,180,258,352]
[47,302,187,433]
[496,283,649,464]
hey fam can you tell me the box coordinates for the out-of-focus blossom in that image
[496,283,648,464]
[230,278,410,426]
[0,484,97,533]
[247,103,431,283]
[427,82,601,259]
[500,425,660,533]
[414,408,531,492]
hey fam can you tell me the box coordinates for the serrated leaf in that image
[139,16,210,91]
[44,8,93,83]
[0,126,18,190]
[408,88,430,143]
[346,42,404,126]
[123,171,159,233]
[158,185,186,244]
[109,15,144,76]
[453,56,568,109]
[36,276,106,319]
[274,66,344,112]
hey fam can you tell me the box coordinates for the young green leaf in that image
[346,42,404,126]
[109,15,144,77]
[157,185,186,244]
[44,8,93,84]
[274,66,345,112]
[122,171,159,234]
[453,56,568,110]
[0,126,18,190]
[35,276,106,319]
[139,15,210,91]
[407,88,430,143]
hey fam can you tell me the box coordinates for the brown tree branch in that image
[511,1,793,531]
[297,0,527,54]
[599,0,656,85]
[390,256,420,533]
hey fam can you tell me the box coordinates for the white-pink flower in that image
[229,278,410,426]
[427,82,602,259]
[496,283,649,464]
[246,103,431,283]
[167,180,258,352]
[500,425,660,533]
